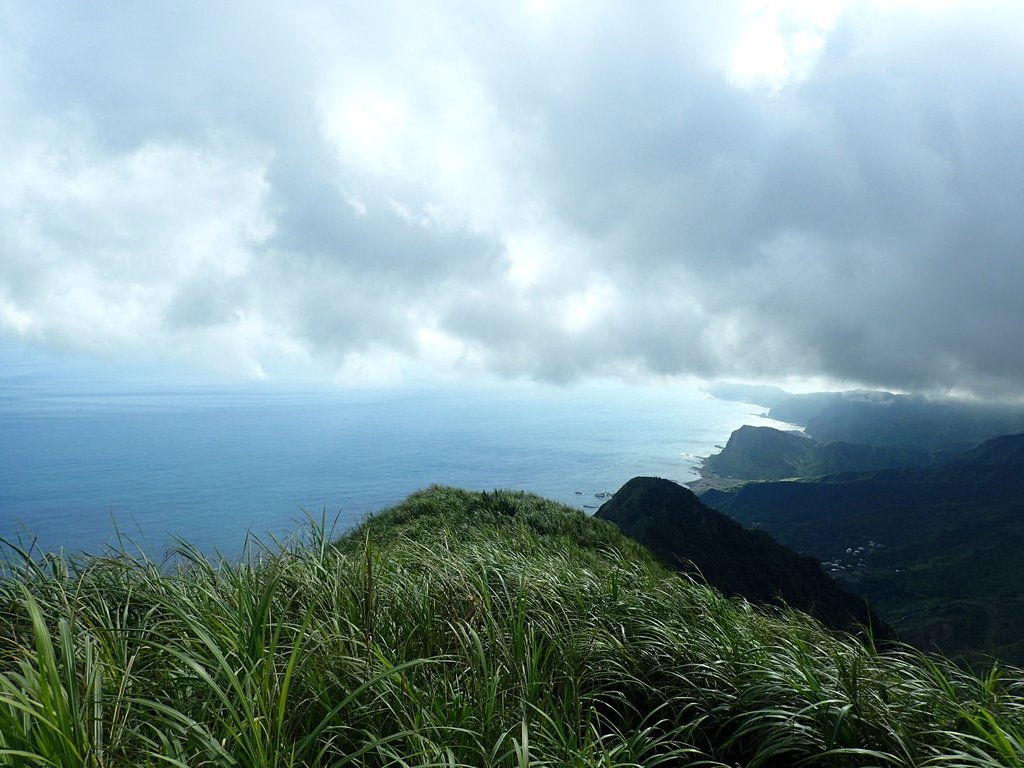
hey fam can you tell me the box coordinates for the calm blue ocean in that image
[0,377,779,558]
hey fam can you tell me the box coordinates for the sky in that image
[1,1,1023,398]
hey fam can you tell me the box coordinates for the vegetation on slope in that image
[705,426,934,481]
[702,433,1024,665]
[1,486,1023,766]
[595,477,893,640]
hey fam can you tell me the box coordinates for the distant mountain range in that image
[596,476,892,640]
[697,384,1024,664]
[700,432,1024,665]
[707,382,1024,452]
[771,390,1024,452]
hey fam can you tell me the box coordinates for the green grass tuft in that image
[1,486,1023,766]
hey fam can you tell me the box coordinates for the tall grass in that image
[0,485,1022,766]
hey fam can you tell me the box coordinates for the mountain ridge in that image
[701,431,1024,664]
[768,391,1024,451]
[595,476,892,640]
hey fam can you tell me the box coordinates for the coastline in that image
[684,456,749,494]
[685,391,808,495]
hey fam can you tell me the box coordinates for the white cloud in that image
[1,1,1023,397]
[729,0,846,91]
[0,112,272,366]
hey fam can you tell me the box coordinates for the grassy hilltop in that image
[2,486,1024,767]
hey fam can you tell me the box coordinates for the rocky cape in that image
[704,425,935,482]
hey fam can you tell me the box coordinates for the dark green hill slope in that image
[706,424,933,480]
[595,476,891,639]
[702,433,1024,664]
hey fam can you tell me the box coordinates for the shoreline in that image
[684,456,749,494]
[684,396,807,495]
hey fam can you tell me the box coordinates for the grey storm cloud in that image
[1,1,1023,395]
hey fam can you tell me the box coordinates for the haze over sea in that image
[0,373,783,558]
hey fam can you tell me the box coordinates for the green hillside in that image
[705,425,934,481]
[595,476,892,639]
[2,486,1024,766]
[702,433,1024,665]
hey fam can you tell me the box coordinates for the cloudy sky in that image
[1,1,1022,397]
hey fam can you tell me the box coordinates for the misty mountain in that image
[703,382,793,409]
[596,476,891,640]
[701,433,1024,664]
[768,391,1024,452]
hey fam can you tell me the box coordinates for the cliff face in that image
[705,425,934,481]
[706,425,815,479]
[596,476,892,640]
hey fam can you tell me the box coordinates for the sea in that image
[0,375,782,559]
